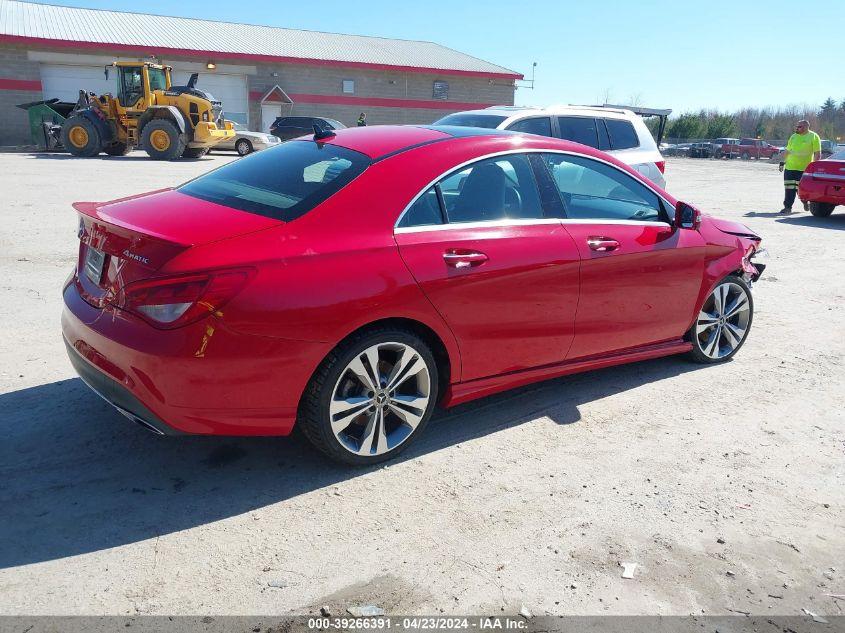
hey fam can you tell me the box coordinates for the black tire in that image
[182,147,209,159]
[809,202,835,217]
[687,275,754,364]
[141,119,187,161]
[61,115,102,157]
[236,138,253,156]
[298,326,440,466]
[103,142,130,157]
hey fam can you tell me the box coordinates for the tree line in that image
[654,98,845,141]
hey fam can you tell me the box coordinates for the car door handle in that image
[586,237,620,252]
[443,250,488,268]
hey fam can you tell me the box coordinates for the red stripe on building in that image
[0,77,42,91]
[0,35,523,80]
[249,91,494,110]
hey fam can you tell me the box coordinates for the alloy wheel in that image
[329,341,431,457]
[695,281,751,359]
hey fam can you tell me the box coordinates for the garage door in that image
[172,71,248,125]
[41,64,114,101]
[40,64,248,125]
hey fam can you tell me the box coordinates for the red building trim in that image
[0,34,523,80]
[249,90,494,111]
[0,77,42,91]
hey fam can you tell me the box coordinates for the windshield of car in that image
[322,118,347,130]
[828,149,845,160]
[232,123,248,131]
[178,141,370,221]
[432,113,507,128]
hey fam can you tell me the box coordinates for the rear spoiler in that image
[594,104,673,146]
[72,190,192,245]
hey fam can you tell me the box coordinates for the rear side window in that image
[557,117,599,148]
[433,113,507,128]
[604,119,639,150]
[440,154,543,223]
[506,117,552,137]
[398,154,544,227]
[179,141,370,222]
[397,187,443,228]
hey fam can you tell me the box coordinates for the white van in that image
[434,105,668,189]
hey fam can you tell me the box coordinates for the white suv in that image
[434,105,667,188]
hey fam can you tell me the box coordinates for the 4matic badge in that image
[122,250,150,265]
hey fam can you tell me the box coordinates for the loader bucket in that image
[16,99,76,150]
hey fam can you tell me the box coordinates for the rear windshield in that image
[179,141,370,221]
[433,113,507,128]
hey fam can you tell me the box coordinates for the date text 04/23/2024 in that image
[307,617,529,630]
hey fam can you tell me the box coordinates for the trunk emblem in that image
[122,250,150,265]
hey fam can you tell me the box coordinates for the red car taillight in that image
[655,161,666,174]
[114,269,253,329]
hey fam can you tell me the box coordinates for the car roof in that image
[311,124,625,162]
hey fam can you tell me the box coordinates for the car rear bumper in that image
[64,337,179,435]
[62,280,329,436]
[799,176,845,205]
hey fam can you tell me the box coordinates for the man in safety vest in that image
[779,119,821,214]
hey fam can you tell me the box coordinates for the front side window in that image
[148,68,167,91]
[506,117,552,137]
[557,116,599,148]
[541,154,663,222]
[604,119,639,150]
[179,141,370,222]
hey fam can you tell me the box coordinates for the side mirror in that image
[675,201,702,230]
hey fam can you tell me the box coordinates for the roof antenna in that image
[313,123,335,141]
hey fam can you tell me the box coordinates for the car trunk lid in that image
[73,188,279,307]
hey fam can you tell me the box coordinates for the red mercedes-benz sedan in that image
[799,148,845,217]
[62,125,765,464]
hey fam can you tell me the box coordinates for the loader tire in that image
[103,142,130,157]
[182,147,209,159]
[61,116,102,157]
[141,119,186,161]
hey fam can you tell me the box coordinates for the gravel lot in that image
[0,151,842,617]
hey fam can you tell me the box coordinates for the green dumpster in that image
[16,99,76,150]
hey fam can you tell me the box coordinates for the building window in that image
[342,79,355,94]
[433,80,449,100]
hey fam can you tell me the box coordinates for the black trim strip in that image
[371,136,452,163]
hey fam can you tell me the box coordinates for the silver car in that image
[215,122,280,156]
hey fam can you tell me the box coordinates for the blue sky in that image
[30,0,845,113]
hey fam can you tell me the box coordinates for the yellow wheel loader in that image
[60,61,234,160]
